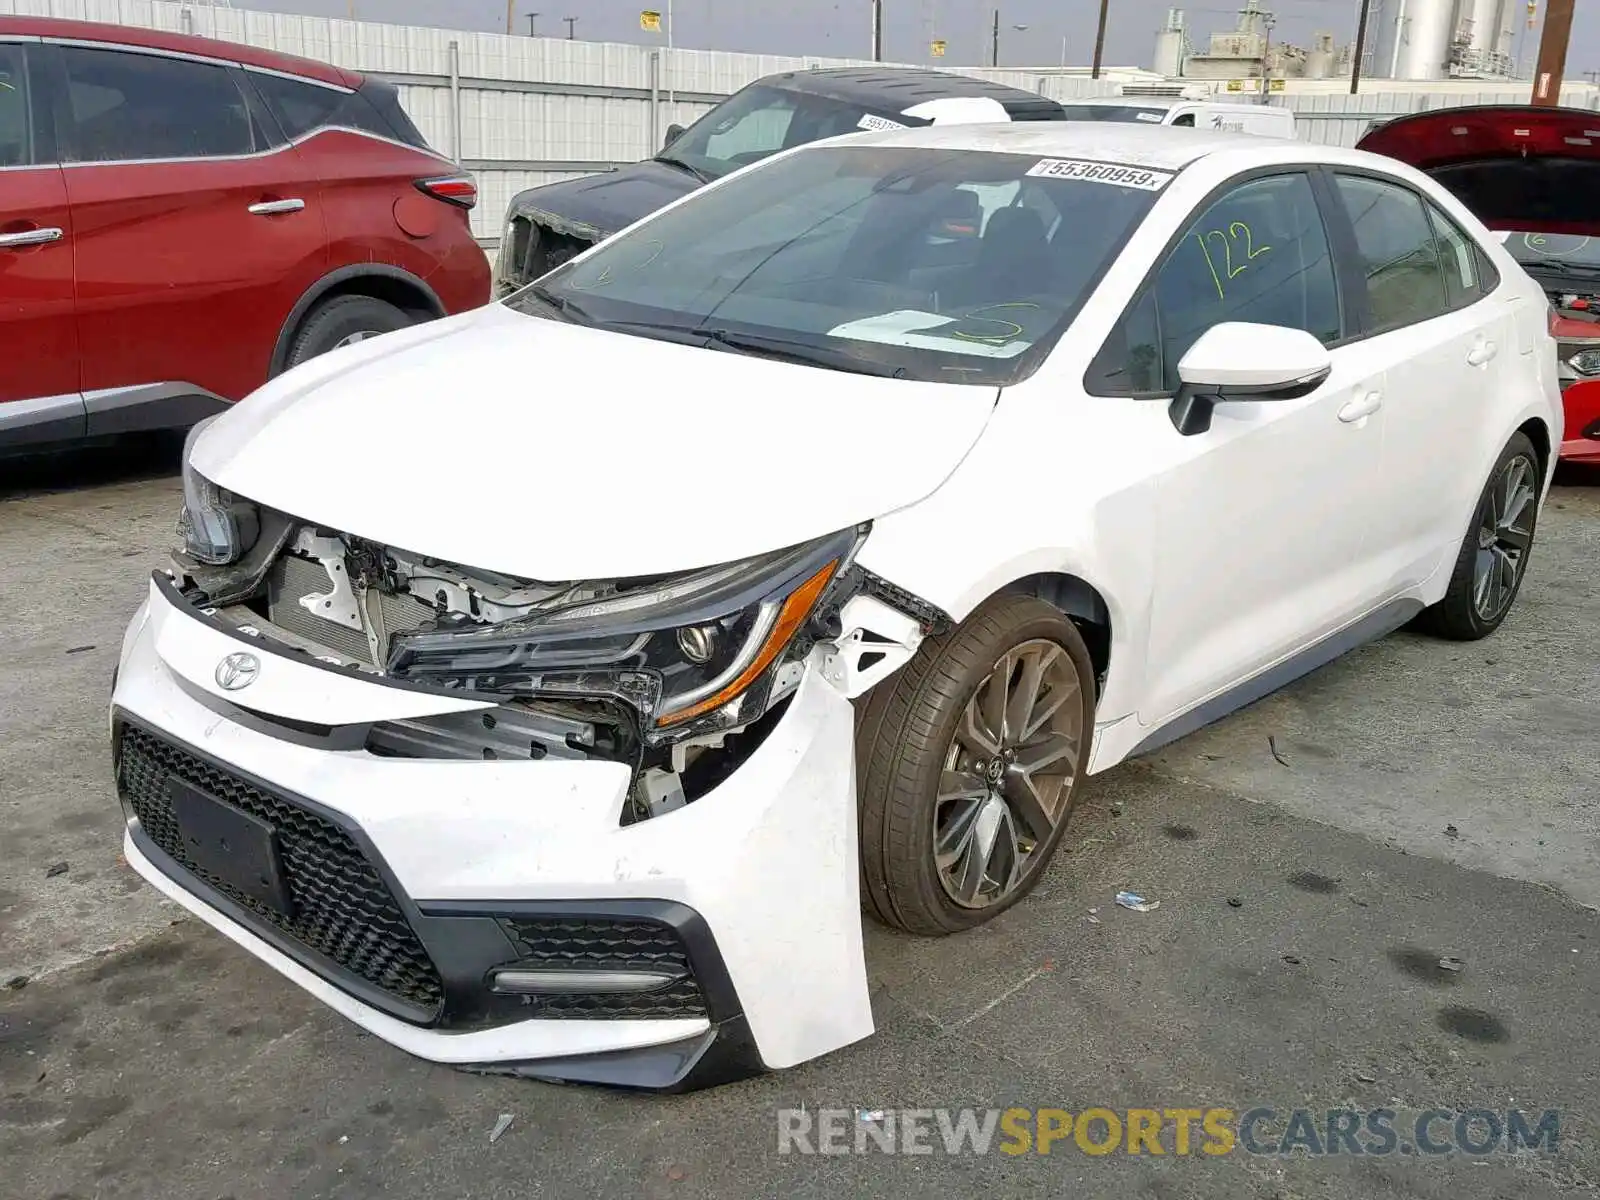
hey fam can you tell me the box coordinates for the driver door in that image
[1096,171,1392,728]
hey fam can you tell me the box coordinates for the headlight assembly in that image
[387,526,866,739]
[1568,346,1600,378]
[176,416,259,566]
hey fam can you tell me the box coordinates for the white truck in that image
[1058,94,1296,138]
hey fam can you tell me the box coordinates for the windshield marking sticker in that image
[1025,159,1173,190]
[1135,111,1164,122]
[858,114,908,132]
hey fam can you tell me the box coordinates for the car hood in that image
[191,304,999,582]
[1356,105,1600,236]
[505,158,703,239]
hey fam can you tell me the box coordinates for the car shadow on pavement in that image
[0,433,183,503]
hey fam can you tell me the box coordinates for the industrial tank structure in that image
[1367,0,1521,80]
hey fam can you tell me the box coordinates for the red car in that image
[0,17,489,452]
[1357,105,1600,463]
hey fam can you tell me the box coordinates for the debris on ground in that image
[4,975,28,991]
[1282,954,1304,965]
[1109,801,1125,817]
[1087,914,1101,925]
[1355,1070,1377,1084]
[858,1109,886,1123]
[337,1135,348,1145]
[489,1113,515,1143]
[666,1165,687,1181]
[1115,891,1159,913]
[1438,956,1465,972]
[1268,736,1290,767]
[1226,897,1243,908]
[65,644,96,654]
[45,862,69,878]
[1444,824,1460,839]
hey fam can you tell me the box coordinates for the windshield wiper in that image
[699,328,909,378]
[521,284,604,325]
[1519,258,1600,276]
[652,153,713,184]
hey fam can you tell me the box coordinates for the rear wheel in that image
[1416,431,1541,640]
[286,295,413,368]
[856,594,1095,936]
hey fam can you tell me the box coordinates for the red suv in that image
[0,17,489,452]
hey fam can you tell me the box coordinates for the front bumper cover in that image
[111,575,875,1089]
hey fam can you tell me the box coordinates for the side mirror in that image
[1169,322,1332,436]
[662,123,686,150]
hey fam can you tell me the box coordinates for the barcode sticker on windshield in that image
[858,113,908,132]
[1026,158,1173,190]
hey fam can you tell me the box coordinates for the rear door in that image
[1323,171,1513,592]
[0,38,81,442]
[52,42,328,426]
[240,71,460,295]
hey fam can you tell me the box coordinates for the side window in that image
[1425,201,1494,308]
[1170,112,1195,127]
[247,71,341,138]
[59,47,254,162]
[0,44,29,167]
[1091,172,1340,394]
[1332,174,1449,332]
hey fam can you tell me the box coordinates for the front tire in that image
[286,296,413,369]
[856,594,1095,936]
[1417,431,1541,641]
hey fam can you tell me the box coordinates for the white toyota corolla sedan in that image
[111,122,1562,1090]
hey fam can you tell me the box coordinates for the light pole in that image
[871,0,884,61]
[1090,0,1110,79]
[990,12,1027,67]
[526,11,539,35]
[1349,0,1371,93]
[563,15,577,38]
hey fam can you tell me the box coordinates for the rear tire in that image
[856,594,1095,936]
[1416,431,1541,641]
[286,296,413,368]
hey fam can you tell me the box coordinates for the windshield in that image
[1504,232,1600,274]
[1059,104,1168,124]
[506,145,1165,385]
[656,83,927,182]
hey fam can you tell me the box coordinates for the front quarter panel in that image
[855,377,1160,728]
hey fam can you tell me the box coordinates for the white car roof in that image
[831,121,1417,182]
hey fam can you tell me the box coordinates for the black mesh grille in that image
[498,917,707,1019]
[116,724,444,1019]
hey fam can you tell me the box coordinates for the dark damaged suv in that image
[493,66,1068,296]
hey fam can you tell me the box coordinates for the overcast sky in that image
[241,0,1598,76]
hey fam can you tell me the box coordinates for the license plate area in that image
[168,779,293,916]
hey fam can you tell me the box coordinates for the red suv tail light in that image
[415,175,478,210]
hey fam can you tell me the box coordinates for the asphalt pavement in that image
[2,442,1597,1199]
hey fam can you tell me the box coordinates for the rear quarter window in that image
[246,71,433,150]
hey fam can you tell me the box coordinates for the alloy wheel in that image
[934,638,1083,909]
[1472,452,1536,623]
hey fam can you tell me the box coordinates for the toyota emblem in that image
[215,651,261,691]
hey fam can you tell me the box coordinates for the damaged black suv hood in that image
[506,158,702,240]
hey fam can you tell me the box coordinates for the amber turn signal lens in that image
[654,558,839,728]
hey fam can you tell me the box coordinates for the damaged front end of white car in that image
[110,419,944,1090]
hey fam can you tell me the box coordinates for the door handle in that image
[248,198,306,216]
[1466,339,1498,367]
[1337,391,1383,423]
[0,227,63,249]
